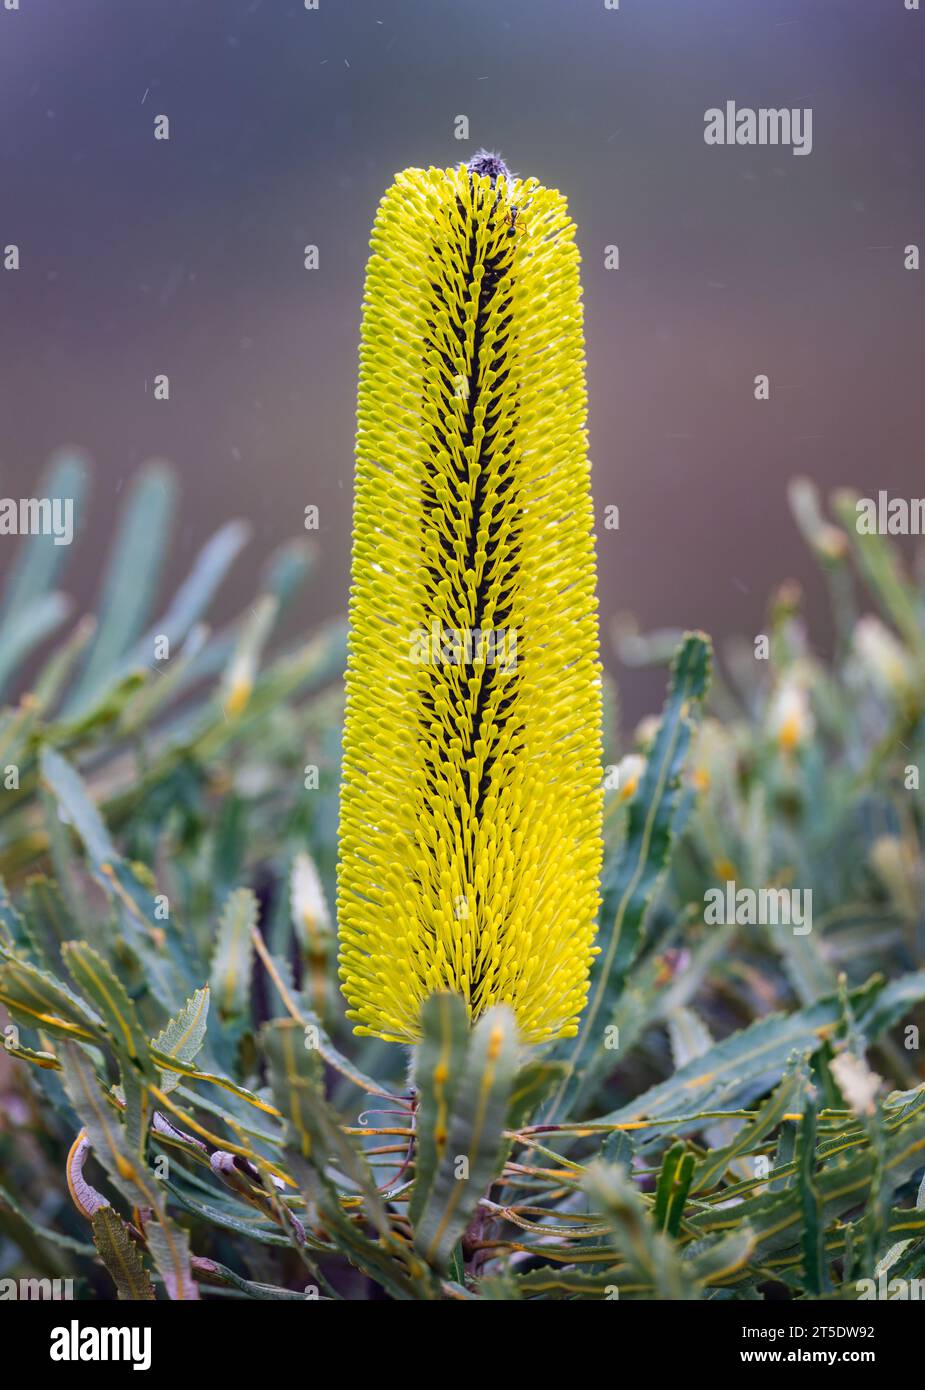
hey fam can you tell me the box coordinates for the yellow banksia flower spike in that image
[337,152,603,1045]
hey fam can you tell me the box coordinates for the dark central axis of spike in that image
[418,173,524,1002]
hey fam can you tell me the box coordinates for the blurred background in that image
[0,0,922,721]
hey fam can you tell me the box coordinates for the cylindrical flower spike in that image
[337,154,603,1045]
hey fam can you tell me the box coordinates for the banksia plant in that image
[337,153,603,1045]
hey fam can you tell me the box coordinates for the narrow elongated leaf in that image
[262,1019,390,1237]
[547,632,711,1119]
[796,1086,829,1294]
[0,593,72,695]
[654,1143,695,1237]
[413,1004,519,1272]
[410,993,470,1229]
[144,1220,199,1301]
[0,452,88,619]
[832,489,925,659]
[691,1055,811,1194]
[210,888,257,1019]
[0,876,36,956]
[63,941,153,1072]
[595,978,883,1138]
[60,1043,198,1299]
[584,1160,698,1299]
[39,747,198,1007]
[220,594,279,719]
[261,1021,426,1298]
[684,1228,756,1285]
[693,1099,925,1263]
[133,519,250,659]
[66,462,177,714]
[0,955,103,1042]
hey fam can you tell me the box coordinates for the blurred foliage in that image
[1,458,924,1300]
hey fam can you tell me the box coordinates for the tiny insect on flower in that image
[337,155,603,1045]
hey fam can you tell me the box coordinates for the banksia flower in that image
[337,153,602,1045]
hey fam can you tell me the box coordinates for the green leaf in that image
[92,1208,156,1300]
[693,1094,925,1265]
[262,1020,425,1299]
[410,993,470,1231]
[62,941,153,1073]
[144,1220,200,1301]
[133,519,250,660]
[0,451,88,620]
[220,594,279,719]
[691,1055,811,1194]
[413,1004,519,1273]
[832,489,925,659]
[0,450,89,697]
[66,462,177,715]
[0,875,37,956]
[584,1160,698,1299]
[59,1042,199,1299]
[547,631,712,1119]
[210,888,257,1019]
[595,979,883,1140]
[796,1085,829,1294]
[0,954,104,1043]
[0,1179,96,1257]
[262,1019,390,1239]
[40,746,195,1006]
[59,1043,152,1205]
[0,593,72,697]
[684,1228,756,1285]
[654,1143,695,1237]
[151,986,210,1094]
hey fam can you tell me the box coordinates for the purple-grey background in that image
[1,0,922,719]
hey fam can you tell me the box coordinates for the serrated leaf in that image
[595,979,882,1139]
[92,1208,156,1300]
[693,1096,925,1265]
[691,1054,811,1194]
[63,941,153,1073]
[795,1086,829,1294]
[151,986,210,1094]
[0,954,103,1042]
